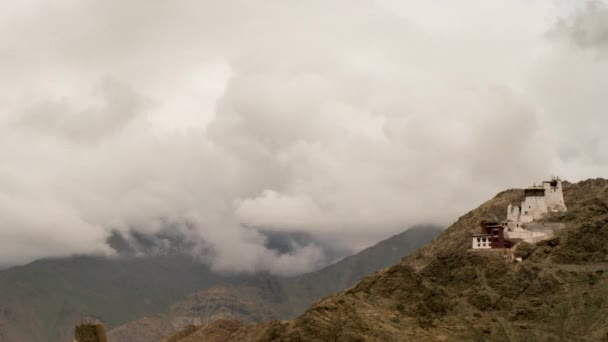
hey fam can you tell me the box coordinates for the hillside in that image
[0,256,248,342]
[167,178,608,341]
[108,225,442,342]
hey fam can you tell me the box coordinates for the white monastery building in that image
[507,178,567,226]
[472,177,567,250]
[471,234,492,249]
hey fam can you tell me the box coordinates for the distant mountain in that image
[0,225,441,342]
[0,256,247,342]
[109,225,443,342]
[167,179,608,342]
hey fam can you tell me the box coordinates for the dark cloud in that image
[260,230,316,255]
[106,227,201,258]
[552,2,608,50]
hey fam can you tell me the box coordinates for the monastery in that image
[472,177,567,250]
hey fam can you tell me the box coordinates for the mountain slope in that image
[287,224,443,302]
[170,178,608,341]
[272,224,444,318]
[0,256,246,342]
[109,225,442,342]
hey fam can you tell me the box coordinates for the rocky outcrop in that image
[74,324,107,342]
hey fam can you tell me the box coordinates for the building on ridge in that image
[472,221,513,249]
[472,177,567,250]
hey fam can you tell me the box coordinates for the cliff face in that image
[170,178,608,342]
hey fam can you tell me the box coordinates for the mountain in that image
[0,225,441,342]
[167,178,608,341]
[108,225,442,342]
[0,256,248,342]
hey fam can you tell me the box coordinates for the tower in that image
[542,177,566,212]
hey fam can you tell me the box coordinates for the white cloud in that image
[0,0,607,274]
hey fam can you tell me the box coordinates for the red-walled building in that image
[472,221,513,249]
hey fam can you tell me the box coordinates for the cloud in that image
[551,2,608,50]
[18,78,145,142]
[0,0,607,274]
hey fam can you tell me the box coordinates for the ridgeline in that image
[166,178,608,341]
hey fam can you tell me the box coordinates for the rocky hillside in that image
[108,226,442,342]
[167,178,608,341]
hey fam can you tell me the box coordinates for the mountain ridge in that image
[166,178,608,341]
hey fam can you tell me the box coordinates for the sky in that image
[0,0,607,274]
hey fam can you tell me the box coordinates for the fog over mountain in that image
[0,1,607,274]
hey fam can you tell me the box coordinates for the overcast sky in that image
[0,0,607,274]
